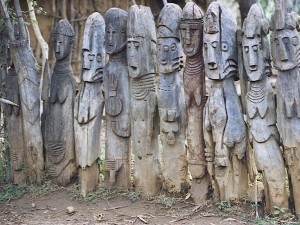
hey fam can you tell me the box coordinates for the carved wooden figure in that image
[241,3,288,211]
[156,2,188,193]
[180,2,210,203]
[127,4,162,196]
[74,13,105,196]
[3,1,44,184]
[45,19,77,186]
[203,1,248,201]
[104,8,131,188]
[270,0,300,216]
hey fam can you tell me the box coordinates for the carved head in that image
[52,19,74,61]
[270,0,300,71]
[127,5,157,78]
[157,3,183,73]
[203,1,238,80]
[81,12,105,82]
[242,3,271,81]
[105,8,127,55]
[180,2,204,57]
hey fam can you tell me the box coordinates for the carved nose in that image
[55,44,60,53]
[279,41,288,61]
[185,31,191,45]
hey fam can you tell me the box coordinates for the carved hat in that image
[53,19,74,37]
[82,12,105,51]
[105,8,128,33]
[127,4,156,43]
[182,2,204,22]
[243,3,269,38]
[204,1,237,35]
[157,3,182,39]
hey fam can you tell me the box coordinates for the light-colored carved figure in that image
[270,0,300,216]
[104,8,131,188]
[203,1,248,201]
[241,3,288,212]
[127,3,162,196]
[45,19,77,186]
[156,2,188,193]
[180,2,210,204]
[74,13,105,196]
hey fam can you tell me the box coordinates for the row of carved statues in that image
[3,0,300,216]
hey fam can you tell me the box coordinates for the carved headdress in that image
[53,19,74,38]
[182,2,204,22]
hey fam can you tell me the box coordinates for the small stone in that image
[66,206,76,215]
[31,203,36,208]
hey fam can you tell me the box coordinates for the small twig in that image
[103,204,129,211]
[0,98,19,107]
[137,215,149,224]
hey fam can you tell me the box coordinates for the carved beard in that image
[222,59,238,79]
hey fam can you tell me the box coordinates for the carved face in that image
[82,49,104,82]
[53,34,72,61]
[157,37,183,73]
[271,29,300,71]
[180,21,202,57]
[203,32,237,80]
[105,23,126,54]
[242,37,268,81]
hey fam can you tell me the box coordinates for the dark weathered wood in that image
[241,3,288,212]
[127,4,162,196]
[157,3,188,193]
[270,0,300,216]
[203,1,248,201]
[180,2,210,204]
[74,12,105,196]
[45,19,77,186]
[104,8,131,188]
[0,0,44,184]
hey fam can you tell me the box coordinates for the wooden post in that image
[203,1,248,201]
[270,0,300,216]
[104,8,131,188]
[127,4,162,196]
[45,19,77,186]
[74,12,105,196]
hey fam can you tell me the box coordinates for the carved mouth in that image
[208,62,217,70]
[130,66,138,71]
[185,46,194,53]
[250,65,257,71]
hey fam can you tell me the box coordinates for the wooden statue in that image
[104,8,131,188]
[45,19,77,186]
[127,3,162,196]
[241,3,288,211]
[74,13,105,196]
[157,2,188,193]
[203,1,248,201]
[1,0,44,184]
[180,2,210,203]
[270,0,300,216]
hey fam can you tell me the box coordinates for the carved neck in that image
[184,50,204,76]
[54,57,72,72]
[109,48,126,62]
[247,78,267,103]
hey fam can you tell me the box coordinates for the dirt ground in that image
[0,187,257,225]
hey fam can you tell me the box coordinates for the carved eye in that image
[121,28,126,33]
[292,36,299,46]
[252,45,258,51]
[222,43,228,52]
[97,54,102,62]
[211,41,217,48]
[171,44,176,51]
[88,54,94,61]
[244,46,249,53]
[282,37,289,44]
[274,38,279,45]
[105,29,109,33]
[163,46,169,52]
[112,30,116,34]
[134,42,140,47]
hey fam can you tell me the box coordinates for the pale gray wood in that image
[241,3,288,212]
[270,0,300,216]
[180,2,210,204]
[104,8,131,188]
[45,19,77,186]
[157,3,188,193]
[74,12,105,196]
[127,4,162,196]
[203,1,248,201]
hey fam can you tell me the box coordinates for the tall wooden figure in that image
[127,3,162,196]
[180,2,210,203]
[74,13,105,196]
[45,19,77,186]
[203,1,248,201]
[104,8,131,188]
[157,2,188,193]
[241,3,288,211]
[270,0,300,216]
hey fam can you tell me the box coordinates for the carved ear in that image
[260,19,269,36]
